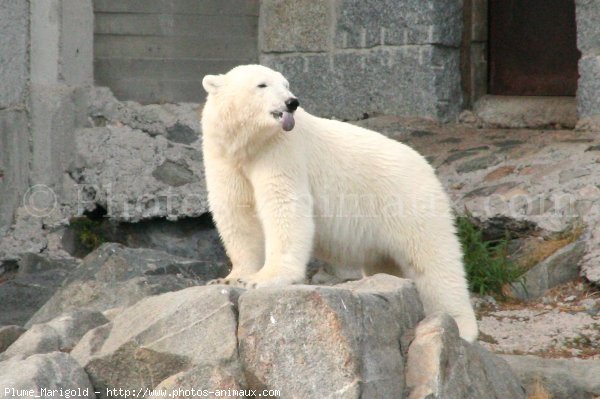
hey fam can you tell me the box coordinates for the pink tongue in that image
[281,111,295,132]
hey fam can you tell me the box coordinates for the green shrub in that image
[70,216,106,252]
[456,216,523,296]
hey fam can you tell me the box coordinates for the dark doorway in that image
[488,0,580,96]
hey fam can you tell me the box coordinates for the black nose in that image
[285,97,299,112]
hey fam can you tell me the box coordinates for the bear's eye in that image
[257,83,267,88]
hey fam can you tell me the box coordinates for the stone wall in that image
[259,0,464,122]
[576,0,600,129]
[0,0,93,234]
[93,0,259,104]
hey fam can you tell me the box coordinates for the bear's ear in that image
[202,74,224,94]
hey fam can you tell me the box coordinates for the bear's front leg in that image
[236,166,315,289]
[204,156,265,285]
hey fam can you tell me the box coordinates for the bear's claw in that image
[207,277,252,288]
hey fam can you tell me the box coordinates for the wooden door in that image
[488,0,580,96]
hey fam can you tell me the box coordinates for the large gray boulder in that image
[0,352,95,399]
[2,310,108,360]
[238,274,424,399]
[502,355,600,399]
[0,251,79,326]
[71,286,244,399]
[406,313,526,399]
[510,240,586,300]
[26,243,228,326]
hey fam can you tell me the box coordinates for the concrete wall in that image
[260,0,464,122]
[0,1,31,232]
[0,0,93,234]
[93,0,260,104]
[576,0,600,128]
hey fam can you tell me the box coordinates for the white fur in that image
[201,65,478,342]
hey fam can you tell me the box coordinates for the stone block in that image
[95,13,257,38]
[0,0,29,108]
[29,85,87,193]
[31,0,93,85]
[0,110,29,232]
[94,0,259,16]
[335,0,462,48]
[577,54,600,119]
[61,0,94,85]
[259,0,331,52]
[262,45,462,121]
[576,0,600,52]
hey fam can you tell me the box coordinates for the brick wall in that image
[93,0,259,104]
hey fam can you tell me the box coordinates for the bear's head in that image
[202,65,299,134]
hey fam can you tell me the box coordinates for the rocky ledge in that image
[0,243,526,399]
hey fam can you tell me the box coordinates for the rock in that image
[2,310,108,360]
[456,155,501,173]
[405,313,526,399]
[0,252,79,326]
[238,274,424,399]
[111,216,228,265]
[559,168,590,184]
[26,243,228,326]
[444,147,489,164]
[0,325,26,353]
[0,352,95,398]
[69,124,207,222]
[71,286,244,399]
[510,240,585,300]
[87,87,201,141]
[151,160,199,187]
[484,165,516,182]
[502,355,600,399]
[464,182,518,199]
[153,364,246,399]
[581,298,600,316]
[0,208,47,259]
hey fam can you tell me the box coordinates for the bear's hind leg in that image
[395,243,478,343]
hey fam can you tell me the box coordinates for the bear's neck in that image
[204,116,280,166]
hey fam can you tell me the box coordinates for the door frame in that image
[461,0,578,128]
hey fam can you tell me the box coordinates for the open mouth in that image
[271,110,295,132]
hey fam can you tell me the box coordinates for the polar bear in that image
[201,65,478,342]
